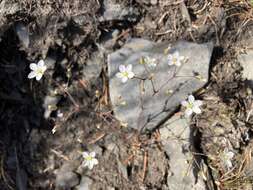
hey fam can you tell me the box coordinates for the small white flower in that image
[181,95,202,117]
[168,51,184,67]
[57,110,63,118]
[28,60,47,81]
[143,56,157,67]
[221,148,234,169]
[116,64,135,83]
[82,151,98,170]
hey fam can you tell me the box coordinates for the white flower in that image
[28,60,47,81]
[221,148,234,169]
[116,64,134,83]
[168,51,184,67]
[181,95,202,117]
[143,56,157,67]
[82,151,98,170]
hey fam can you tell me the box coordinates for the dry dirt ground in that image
[1,0,253,190]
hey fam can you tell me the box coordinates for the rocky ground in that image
[1,0,253,190]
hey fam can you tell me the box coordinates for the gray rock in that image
[55,162,80,189]
[15,23,29,48]
[83,51,103,83]
[0,1,20,37]
[108,38,213,130]
[159,114,206,190]
[238,50,253,87]
[100,0,139,22]
[76,176,93,190]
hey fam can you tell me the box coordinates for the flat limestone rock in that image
[159,114,206,190]
[108,39,213,130]
[238,50,253,85]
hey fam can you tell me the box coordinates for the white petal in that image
[192,106,201,114]
[29,63,37,70]
[175,61,181,67]
[88,163,94,170]
[179,56,185,61]
[126,64,132,72]
[181,100,188,107]
[121,77,128,83]
[116,72,123,79]
[38,60,45,67]
[193,100,203,107]
[92,158,98,165]
[188,95,195,103]
[128,71,134,79]
[41,65,47,72]
[28,71,36,79]
[226,160,232,168]
[227,152,234,159]
[90,152,96,158]
[185,108,193,117]
[82,160,89,167]
[119,65,126,72]
[82,152,89,158]
[168,60,173,66]
[36,74,43,81]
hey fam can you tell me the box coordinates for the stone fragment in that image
[238,50,253,87]
[159,114,206,190]
[108,38,213,130]
[76,176,93,190]
[100,0,139,22]
[15,23,29,48]
[55,162,80,189]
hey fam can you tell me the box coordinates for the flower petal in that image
[181,100,188,107]
[227,151,234,159]
[192,106,201,114]
[82,152,89,158]
[41,65,47,72]
[82,160,89,167]
[185,108,193,117]
[168,60,173,66]
[92,158,98,165]
[128,71,134,79]
[38,60,45,67]
[126,64,132,72]
[36,74,43,81]
[90,152,96,158]
[121,77,128,83]
[116,72,123,79]
[194,100,203,107]
[188,95,195,103]
[175,61,181,67]
[29,63,37,70]
[179,56,185,61]
[88,163,94,170]
[119,65,126,72]
[226,160,232,168]
[28,71,36,79]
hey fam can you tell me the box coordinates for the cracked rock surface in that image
[108,39,213,130]
[159,114,206,190]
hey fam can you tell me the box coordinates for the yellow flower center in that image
[172,57,178,64]
[187,103,193,109]
[36,68,45,75]
[85,156,93,161]
[122,72,129,77]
